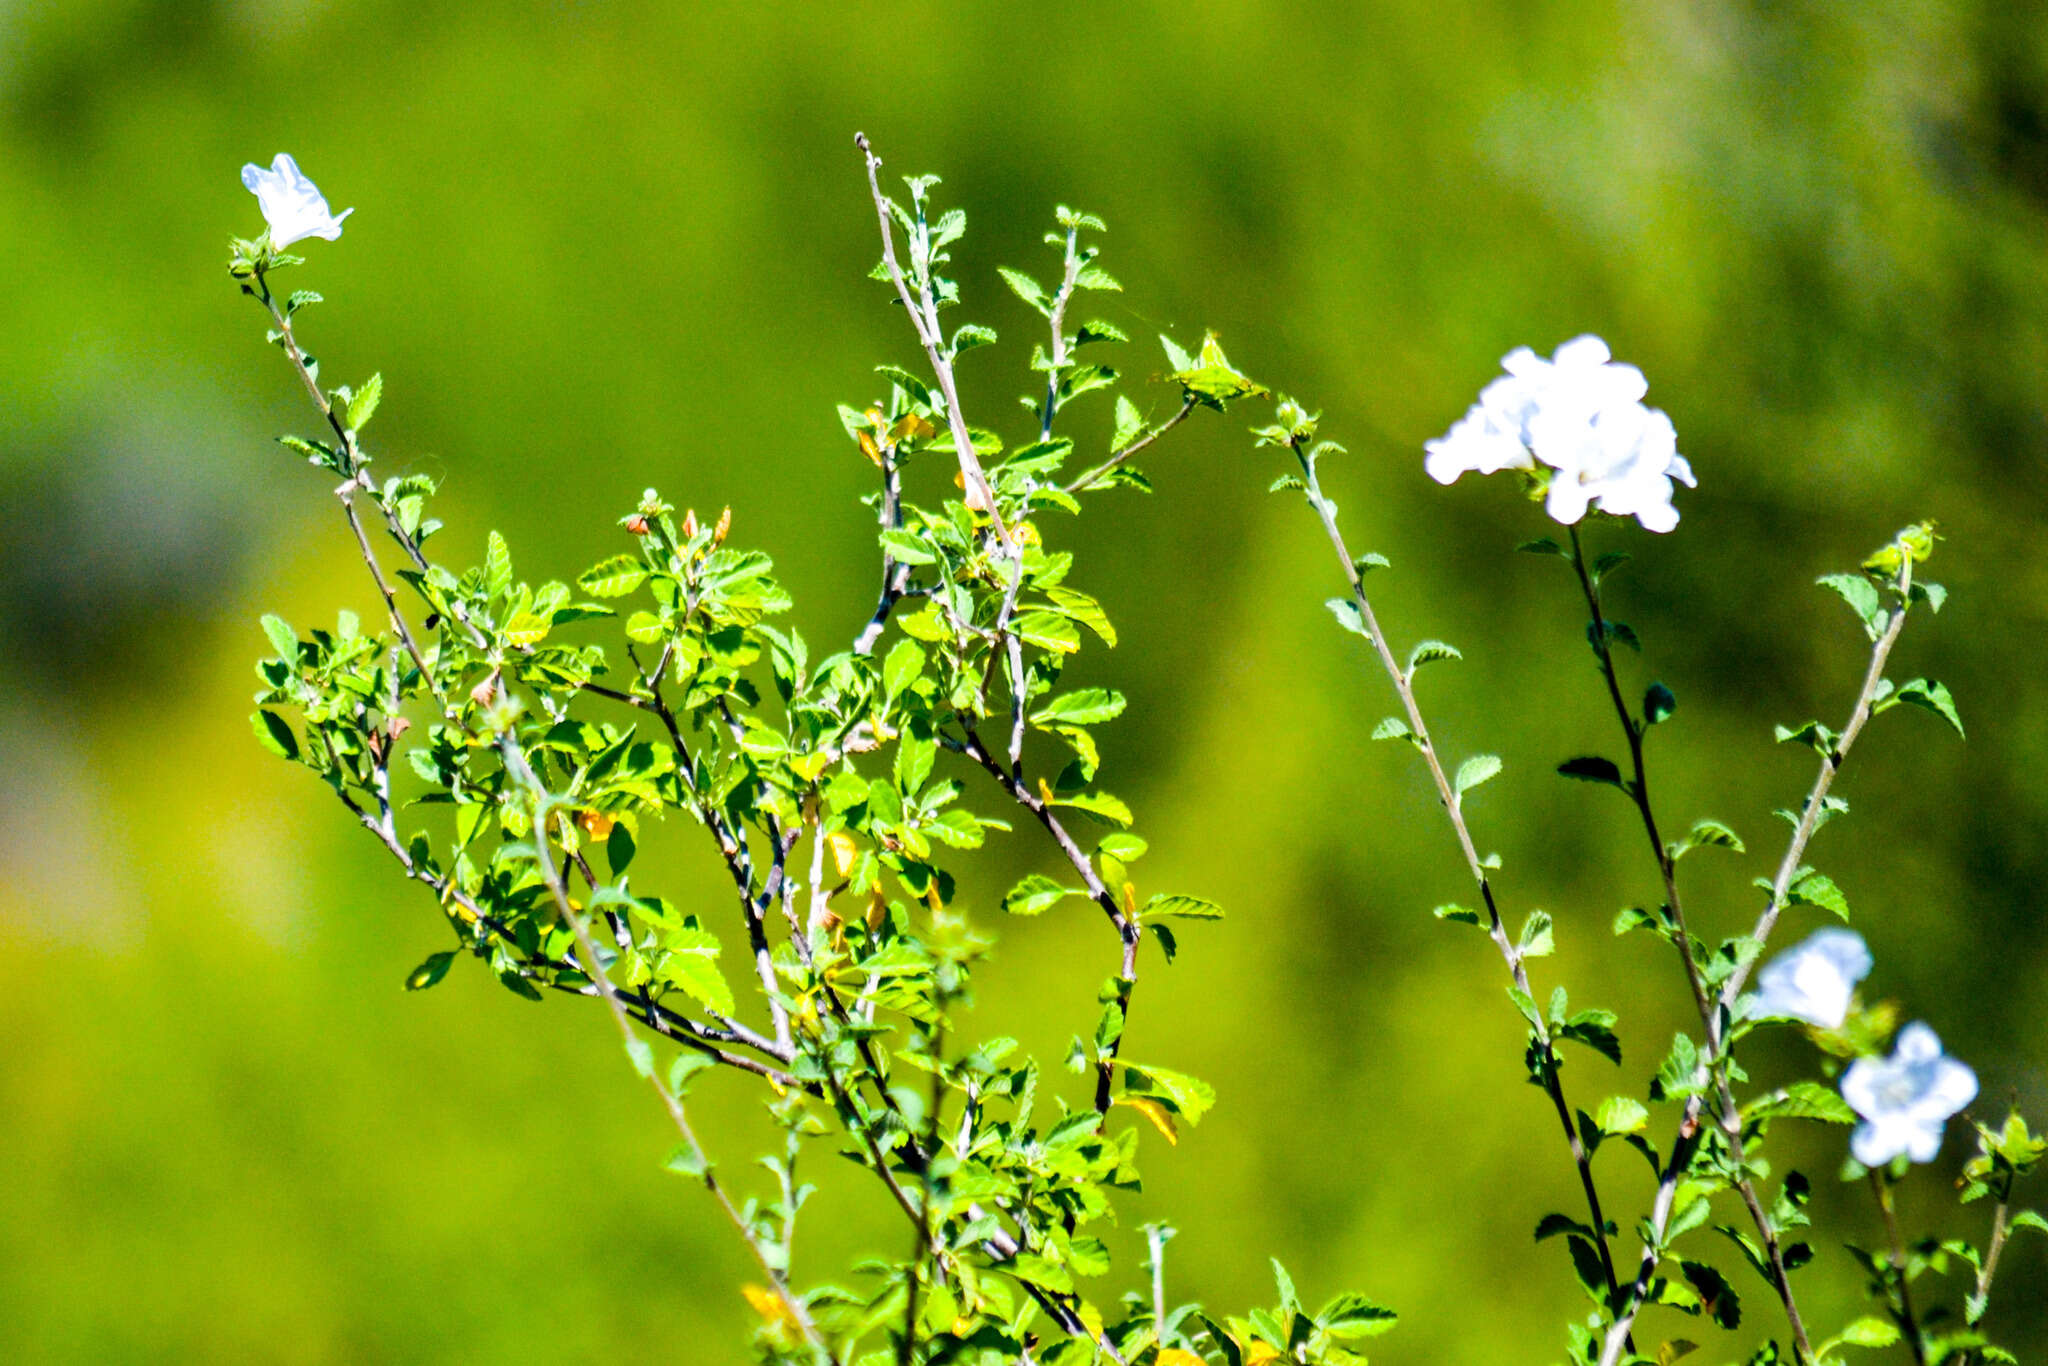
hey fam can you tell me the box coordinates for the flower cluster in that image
[1424,335,1696,532]
[1752,929,1977,1166]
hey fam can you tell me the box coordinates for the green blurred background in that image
[2,2,2044,1361]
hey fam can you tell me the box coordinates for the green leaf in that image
[1003,874,1074,916]
[661,928,734,1016]
[1826,1318,1901,1350]
[577,553,649,598]
[1596,1095,1650,1135]
[1433,904,1483,928]
[345,371,383,432]
[1517,536,1565,557]
[879,529,937,564]
[1744,1082,1856,1125]
[951,323,997,356]
[606,822,637,876]
[485,531,514,600]
[1455,754,1502,797]
[1052,790,1133,826]
[1166,332,1268,408]
[1031,689,1126,726]
[405,950,455,991]
[998,267,1048,313]
[1142,894,1224,921]
[1558,756,1626,787]
[1120,1061,1215,1123]
[1787,871,1849,921]
[874,364,934,409]
[1012,611,1082,655]
[250,709,299,761]
[1326,598,1367,637]
[1318,1291,1397,1340]
[625,1036,655,1078]
[663,1143,709,1179]
[882,638,925,702]
[260,614,298,660]
[1671,819,1744,859]
[1817,573,1883,633]
[1894,677,1964,739]
[1406,640,1462,674]
[1518,910,1555,958]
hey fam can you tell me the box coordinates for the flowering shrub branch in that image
[229,143,1396,1366]
[226,149,2041,1366]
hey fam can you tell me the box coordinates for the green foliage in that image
[235,159,1386,1366]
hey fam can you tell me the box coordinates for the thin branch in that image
[956,726,1143,1114]
[1598,569,1916,1366]
[855,132,1009,544]
[855,445,915,657]
[1061,397,1196,496]
[1289,444,1626,1312]
[1874,1173,1929,1366]
[1567,528,1811,1359]
[498,733,838,1365]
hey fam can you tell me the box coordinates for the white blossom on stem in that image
[1751,927,1872,1029]
[241,153,352,248]
[1425,334,1695,532]
[1841,1022,1978,1166]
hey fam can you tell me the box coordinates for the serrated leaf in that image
[1003,874,1073,916]
[1817,573,1883,633]
[1596,1095,1650,1135]
[1787,871,1849,921]
[1032,688,1126,726]
[1455,754,1502,797]
[345,371,383,431]
[661,928,734,1016]
[1744,1082,1856,1125]
[1672,818,1744,859]
[485,531,514,600]
[1120,1061,1214,1123]
[998,266,1048,313]
[1406,639,1462,674]
[1558,756,1626,787]
[1894,677,1964,739]
[578,553,649,598]
[1142,894,1224,921]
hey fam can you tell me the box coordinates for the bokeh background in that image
[2,2,2044,1361]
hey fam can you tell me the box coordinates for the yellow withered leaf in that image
[741,1284,800,1334]
[887,412,935,444]
[1158,1352,1207,1366]
[826,829,859,878]
[1117,1095,1179,1145]
[856,430,883,467]
[577,809,616,840]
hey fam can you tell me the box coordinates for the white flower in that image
[241,153,352,248]
[1841,1023,1978,1166]
[1752,928,1872,1028]
[1424,334,1695,532]
[1423,398,1534,484]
